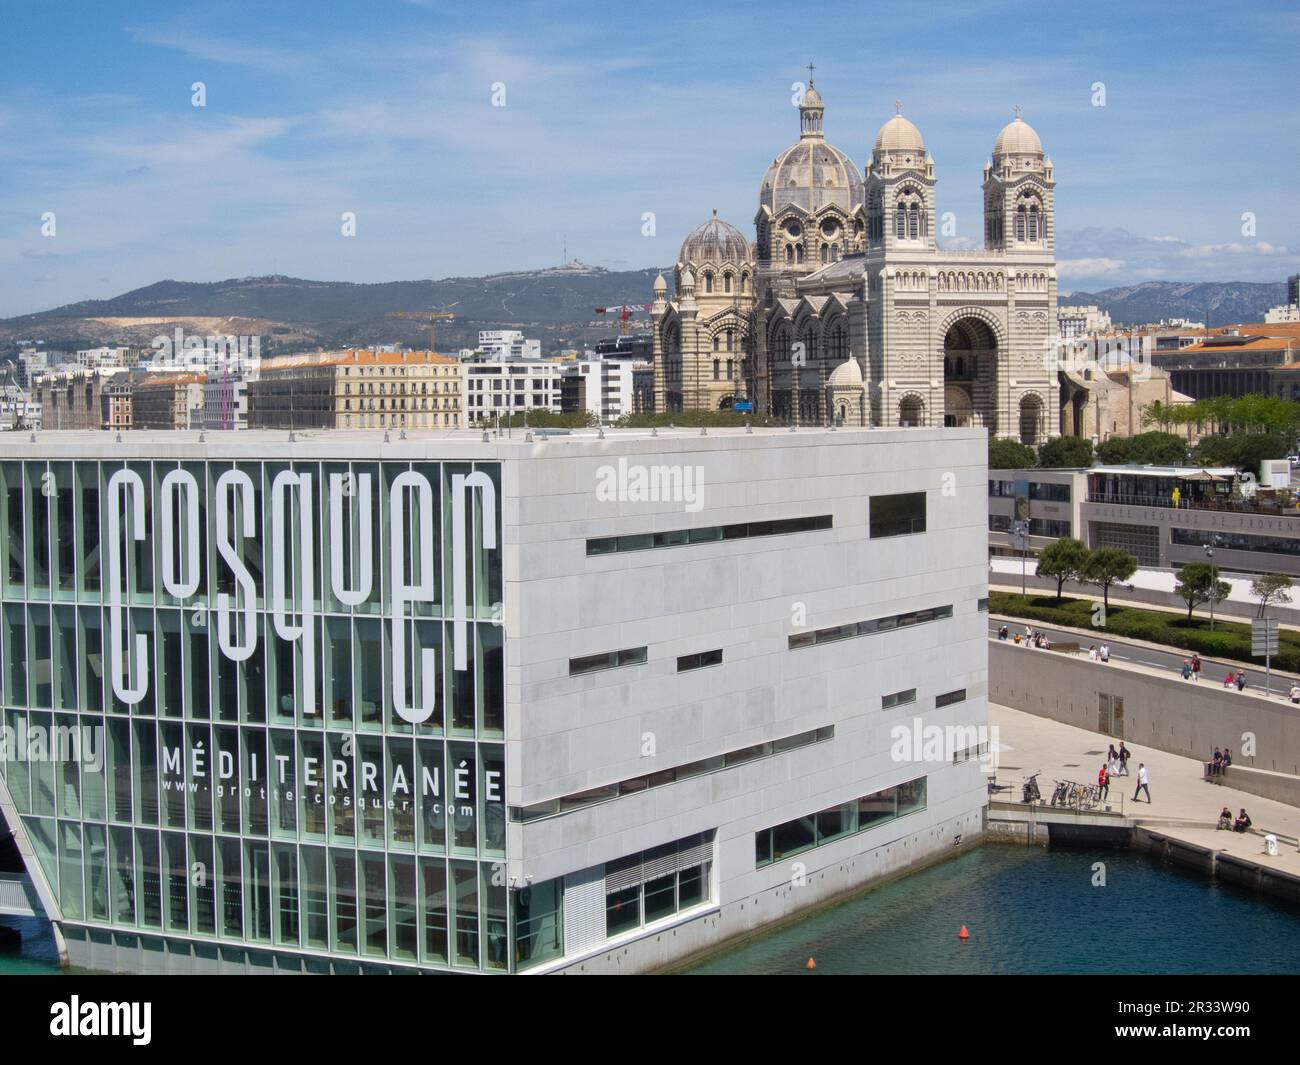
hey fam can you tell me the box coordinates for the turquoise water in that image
[0,915,60,974]
[7,844,1300,975]
[687,845,1300,975]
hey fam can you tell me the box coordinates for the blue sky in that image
[2,0,1298,317]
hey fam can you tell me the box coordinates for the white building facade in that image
[561,359,634,423]
[462,361,563,426]
[0,426,988,974]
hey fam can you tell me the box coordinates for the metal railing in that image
[988,773,1126,816]
[1087,491,1300,517]
[0,871,39,917]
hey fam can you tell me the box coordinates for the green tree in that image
[1098,430,1189,465]
[1095,436,1134,464]
[1250,573,1294,619]
[1035,537,1090,600]
[1130,431,1189,465]
[1227,432,1290,473]
[1142,400,1175,432]
[1037,435,1094,469]
[989,437,1037,470]
[1082,547,1137,611]
[1174,562,1231,622]
[487,409,598,429]
[1193,433,1234,466]
[614,409,784,429]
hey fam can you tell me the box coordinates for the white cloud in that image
[1178,241,1288,259]
[1057,257,1126,277]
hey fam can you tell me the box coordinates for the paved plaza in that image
[989,703,1300,879]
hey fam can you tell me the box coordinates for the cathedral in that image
[651,77,1060,442]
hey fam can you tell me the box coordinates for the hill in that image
[0,264,667,355]
[1065,280,1287,327]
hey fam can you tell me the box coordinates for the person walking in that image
[1098,764,1109,801]
[1235,669,1247,692]
[1118,742,1131,777]
[1191,654,1201,682]
[1181,658,1192,681]
[1133,762,1151,803]
[1099,643,1110,663]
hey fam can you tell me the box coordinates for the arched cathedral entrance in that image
[942,317,998,430]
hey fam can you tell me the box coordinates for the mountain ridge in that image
[3,271,1291,355]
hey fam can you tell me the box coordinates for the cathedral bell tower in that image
[982,108,1055,253]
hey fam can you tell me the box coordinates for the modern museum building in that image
[0,426,989,974]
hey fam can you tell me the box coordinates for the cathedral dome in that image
[760,81,863,215]
[678,212,751,265]
[874,114,925,153]
[993,115,1043,157]
[760,141,863,214]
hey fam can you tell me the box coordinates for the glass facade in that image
[754,777,928,867]
[0,457,512,972]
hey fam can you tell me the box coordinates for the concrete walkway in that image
[988,703,1300,879]
[988,614,1300,695]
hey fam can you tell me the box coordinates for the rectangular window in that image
[869,492,926,538]
[790,604,952,650]
[603,832,714,939]
[756,777,928,867]
[936,688,967,707]
[676,649,722,672]
[586,514,831,555]
[882,688,916,709]
[511,726,832,822]
[568,646,647,676]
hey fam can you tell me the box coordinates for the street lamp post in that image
[1203,535,1221,631]
[1012,519,1030,596]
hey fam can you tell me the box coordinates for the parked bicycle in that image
[1021,772,1042,804]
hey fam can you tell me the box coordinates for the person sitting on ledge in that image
[1234,808,1252,833]
[1206,748,1223,778]
[1217,807,1233,830]
[1221,748,1232,774]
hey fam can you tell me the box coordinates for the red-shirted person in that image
[1098,764,1109,801]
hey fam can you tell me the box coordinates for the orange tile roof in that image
[135,371,208,386]
[260,349,459,371]
[1177,336,1300,355]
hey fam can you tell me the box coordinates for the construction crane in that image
[386,308,456,353]
[594,304,650,336]
[428,311,455,354]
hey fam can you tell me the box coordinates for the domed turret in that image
[678,211,751,266]
[993,116,1042,156]
[870,105,928,175]
[991,109,1047,174]
[874,114,925,154]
